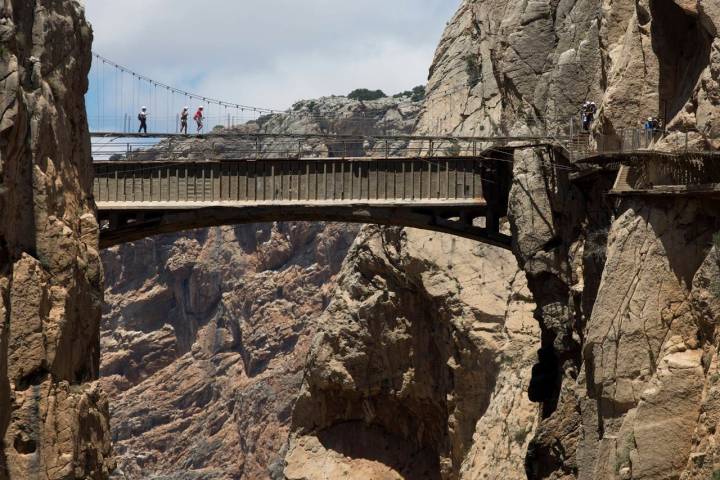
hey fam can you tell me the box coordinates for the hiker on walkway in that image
[180,107,189,134]
[138,107,148,134]
[582,102,597,131]
[644,117,654,145]
[194,106,204,133]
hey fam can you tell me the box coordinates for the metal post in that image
[385,139,389,158]
[256,137,260,160]
[429,140,434,158]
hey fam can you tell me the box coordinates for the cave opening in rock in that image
[650,0,712,125]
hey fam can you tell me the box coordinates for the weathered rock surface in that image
[284,227,540,480]
[416,0,720,147]
[410,1,720,479]
[0,1,112,478]
[126,96,422,162]
[101,1,720,479]
[99,96,420,479]
[101,223,358,479]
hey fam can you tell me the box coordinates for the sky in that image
[84,0,460,113]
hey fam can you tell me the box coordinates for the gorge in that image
[2,1,720,479]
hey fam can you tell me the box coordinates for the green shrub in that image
[411,85,426,102]
[713,470,720,480]
[348,88,387,101]
[392,85,426,102]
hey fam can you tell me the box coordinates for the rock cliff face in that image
[0,1,112,479]
[99,96,417,479]
[100,1,720,479]
[410,1,720,479]
[101,223,358,479]
[284,227,539,480]
[416,0,720,142]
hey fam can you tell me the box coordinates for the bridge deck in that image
[94,155,512,249]
[93,157,488,204]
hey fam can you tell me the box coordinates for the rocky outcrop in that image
[99,95,422,479]
[411,1,720,479]
[101,223,358,479]
[416,0,720,146]
[0,1,112,479]
[124,96,422,162]
[284,227,540,480]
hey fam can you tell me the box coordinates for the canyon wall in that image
[102,223,358,479]
[0,1,112,479]
[98,1,720,479]
[412,1,720,479]
[283,227,540,480]
[99,97,417,479]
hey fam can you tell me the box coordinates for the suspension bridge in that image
[87,54,720,249]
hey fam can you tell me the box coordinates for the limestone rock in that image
[0,0,111,478]
[100,223,359,479]
[99,95,417,479]
[414,1,720,478]
[284,226,539,480]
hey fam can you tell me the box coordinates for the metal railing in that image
[90,133,557,162]
[90,121,719,164]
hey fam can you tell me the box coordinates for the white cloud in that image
[85,0,459,110]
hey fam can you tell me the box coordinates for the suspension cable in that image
[93,52,278,114]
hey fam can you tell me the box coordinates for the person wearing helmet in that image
[582,101,597,131]
[644,116,655,145]
[138,106,148,134]
[180,107,189,135]
[194,106,205,133]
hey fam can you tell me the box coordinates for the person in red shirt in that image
[194,106,205,133]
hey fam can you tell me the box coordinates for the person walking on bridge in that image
[180,107,189,135]
[194,106,205,134]
[138,106,148,134]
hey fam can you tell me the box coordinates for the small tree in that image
[348,89,387,101]
[411,85,426,102]
[393,86,426,102]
